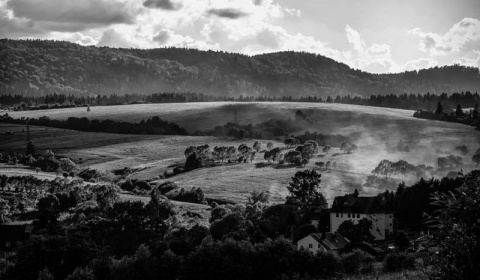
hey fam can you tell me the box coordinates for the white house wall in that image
[297,235,324,254]
[330,213,394,240]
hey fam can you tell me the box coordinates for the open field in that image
[3,102,417,133]
[2,102,480,205]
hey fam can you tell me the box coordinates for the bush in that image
[383,252,415,272]
[134,180,151,191]
[65,267,95,280]
[314,252,342,278]
[166,187,206,204]
[341,249,375,275]
[120,179,135,192]
[341,250,362,275]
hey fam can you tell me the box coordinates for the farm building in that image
[297,232,350,255]
[330,190,394,240]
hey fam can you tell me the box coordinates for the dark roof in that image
[322,232,350,251]
[303,232,350,251]
[310,233,323,243]
[331,194,390,214]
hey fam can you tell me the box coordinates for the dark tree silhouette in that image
[285,169,327,212]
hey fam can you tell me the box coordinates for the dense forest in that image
[1,39,480,98]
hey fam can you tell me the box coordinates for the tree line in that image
[2,91,479,114]
[199,116,350,145]
[413,102,480,129]
[0,114,188,136]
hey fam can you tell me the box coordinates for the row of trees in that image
[4,91,479,115]
[0,92,230,109]
[1,115,188,136]
[372,159,434,179]
[413,102,479,128]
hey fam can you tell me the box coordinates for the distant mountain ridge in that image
[1,39,479,98]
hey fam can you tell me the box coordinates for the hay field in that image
[4,102,415,132]
[2,102,480,205]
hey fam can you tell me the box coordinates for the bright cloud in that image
[409,17,480,56]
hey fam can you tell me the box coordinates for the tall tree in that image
[285,169,327,212]
[435,102,443,115]
[455,104,464,117]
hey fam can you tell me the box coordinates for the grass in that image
[2,102,480,205]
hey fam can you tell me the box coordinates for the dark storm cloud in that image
[6,0,133,25]
[208,8,248,19]
[143,0,181,10]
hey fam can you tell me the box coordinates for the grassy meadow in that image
[2,102,480,205]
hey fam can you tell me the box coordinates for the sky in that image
[1,0,479,73]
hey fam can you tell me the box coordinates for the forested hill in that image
[1,39,480,98]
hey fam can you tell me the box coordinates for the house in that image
[0,222,33,273]
[297,232,350,255]
[330,190,394,240]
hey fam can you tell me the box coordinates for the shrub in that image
[341,249,375,275]
[341,250,362,275]
[65,267,95,280]
[314,252,342,278]
[383,252,415,272]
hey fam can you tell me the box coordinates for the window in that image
[341,214,343,218]
[390,215,393,219]
[309,244,312,248]
[389,223,392,227]
[347,214,350,218]
[357,214,360,218]
[336,213,339,218]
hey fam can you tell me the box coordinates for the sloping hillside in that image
[1,39,479,97]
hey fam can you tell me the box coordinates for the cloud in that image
[343,25,396,73]
[7,0,133,25]
[153,29,171,44]
[409,18,480,56]
[97,29,134,48]
[143,0,181,11]
[207,8,248,19]
[345,25,365,52]
[152,28,218,49]
[454,50,480,68]
[366,43,390,56]
[400,57,439,71]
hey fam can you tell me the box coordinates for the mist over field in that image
[3,102,478,204]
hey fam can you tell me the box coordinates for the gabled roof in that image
[322,232,350,250]
[331,193,389,214]
[308,233,322,243]
[299,232,350,251]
